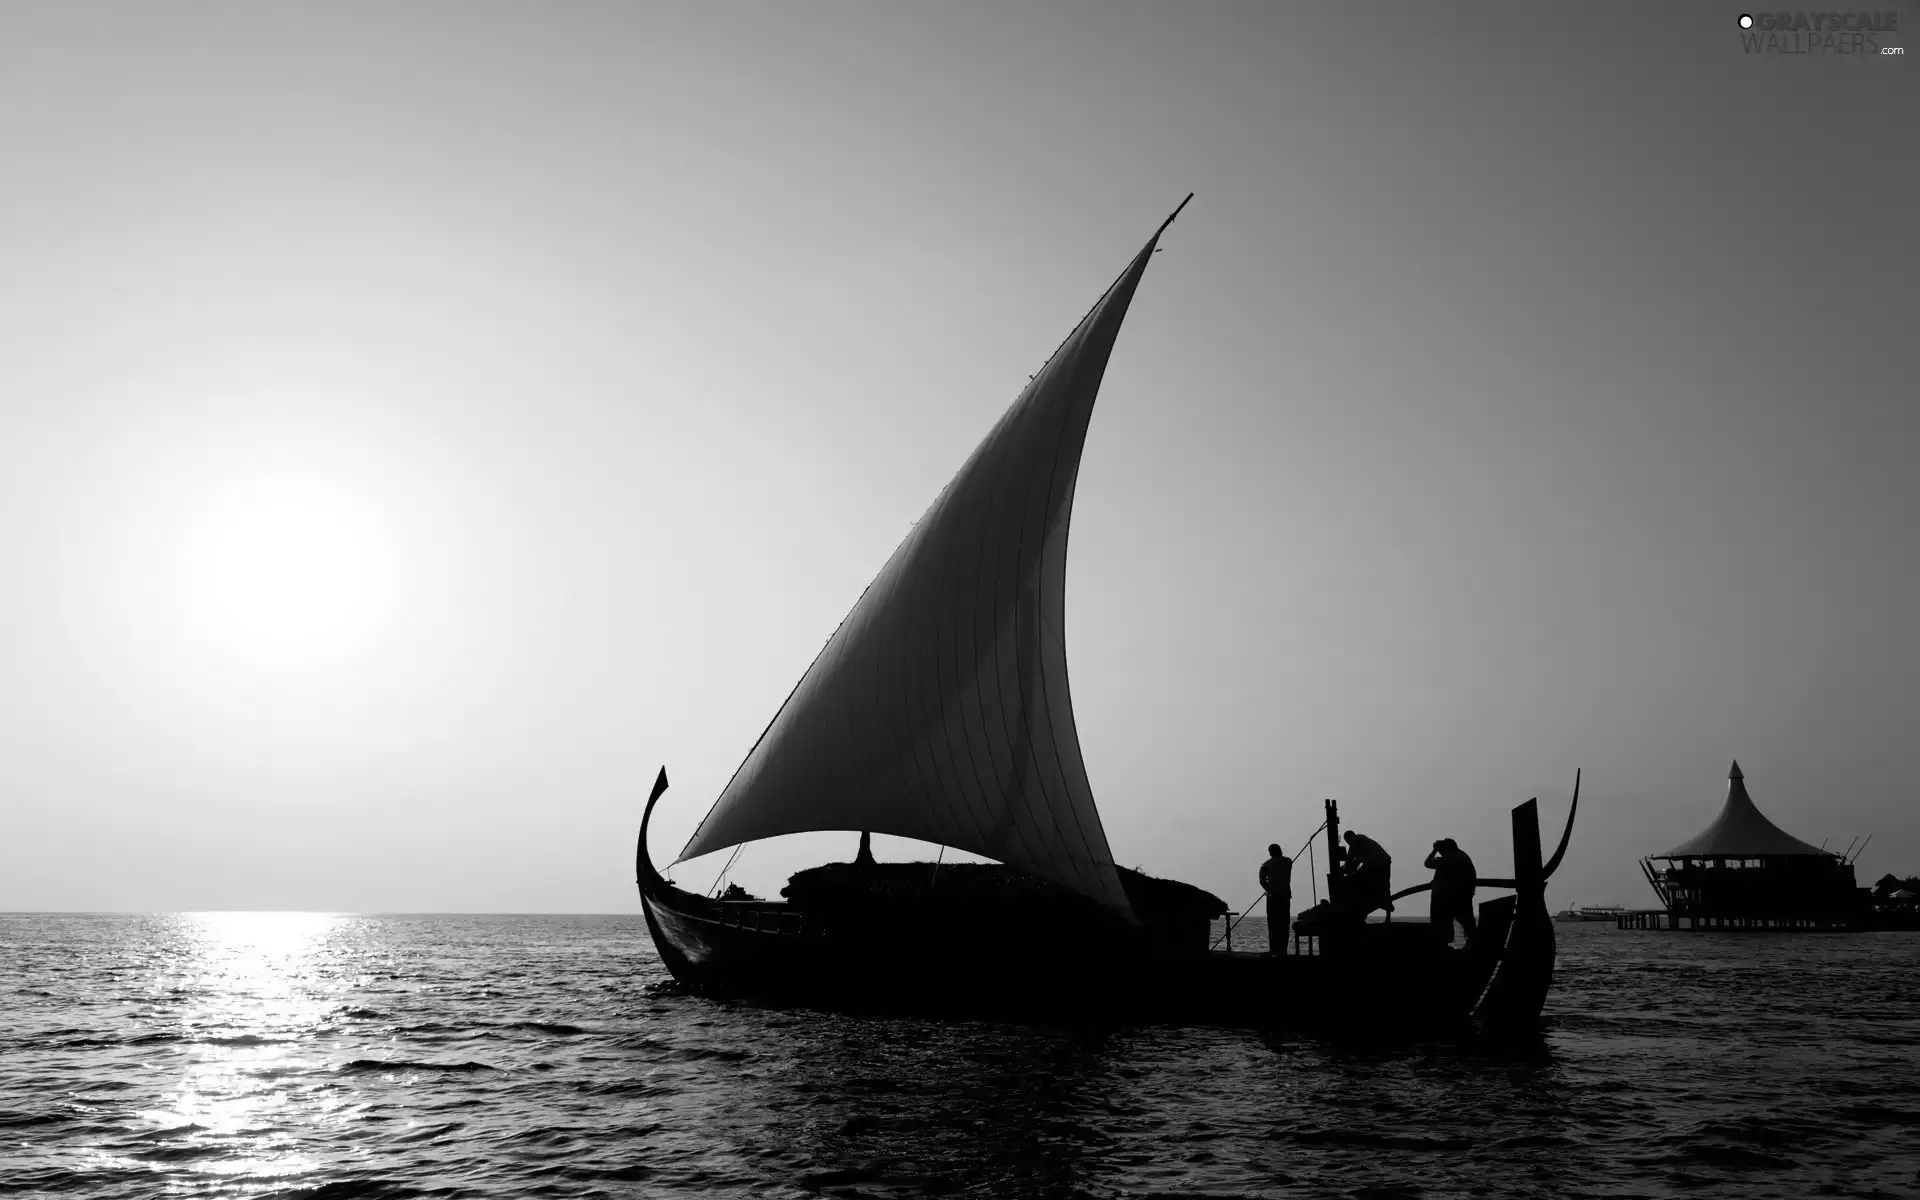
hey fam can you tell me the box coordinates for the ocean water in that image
[2,914,1917,1200]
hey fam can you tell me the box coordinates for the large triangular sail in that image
[676,205,1189,917]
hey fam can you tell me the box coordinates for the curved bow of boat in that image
[635,766,672,895]
[1471,792,1562,1034]
[1542,768,1580,881]
[634,766,714,986]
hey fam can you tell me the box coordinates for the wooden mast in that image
[1323,799,1342,906]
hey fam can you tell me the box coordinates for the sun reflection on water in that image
[130,912,351,1186]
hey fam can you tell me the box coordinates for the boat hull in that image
[637,777,1565,1034]
[641,886,1523,1028]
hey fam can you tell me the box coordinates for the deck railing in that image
[1208,914,1318,956]
[714,903,805,935]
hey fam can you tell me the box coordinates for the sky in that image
[1,2,1914,913]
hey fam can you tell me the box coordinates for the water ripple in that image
[1,914,1916,1198]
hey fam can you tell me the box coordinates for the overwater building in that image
[1640,761,1865,930]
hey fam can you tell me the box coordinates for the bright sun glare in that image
[171,474,396,666]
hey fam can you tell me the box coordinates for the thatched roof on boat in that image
[781,861,1226,920]
[1653,761,1835,859]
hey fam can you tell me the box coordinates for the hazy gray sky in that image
[2,3,1913,913]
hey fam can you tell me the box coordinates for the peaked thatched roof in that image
[1655,761,1835,859]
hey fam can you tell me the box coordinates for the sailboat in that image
[635,198,1578,1030]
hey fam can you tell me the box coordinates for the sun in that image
[171,473,396,666]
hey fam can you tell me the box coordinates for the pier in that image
[1614,910,1856,931]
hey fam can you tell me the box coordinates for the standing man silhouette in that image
[1259,843,1293,955]
[1424,838,1478,946]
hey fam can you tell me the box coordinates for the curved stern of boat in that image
[1474,789,1575,1033]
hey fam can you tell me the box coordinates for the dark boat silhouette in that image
[635,199,1577,1031]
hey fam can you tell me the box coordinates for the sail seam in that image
[984,390,1043,869]
[1029,240,1161,897]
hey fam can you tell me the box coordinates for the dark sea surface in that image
[3,914,1917,1200]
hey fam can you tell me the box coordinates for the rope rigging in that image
[1210,817,1329,951]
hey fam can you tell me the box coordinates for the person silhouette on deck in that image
[1340,830,1393,919]
[1424,838,1478,946]
[1258,844,1293,955]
